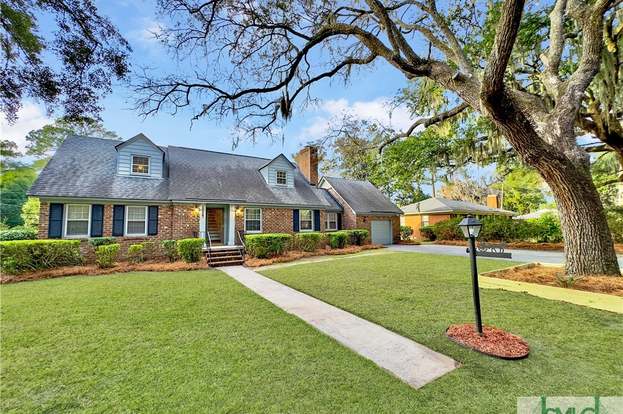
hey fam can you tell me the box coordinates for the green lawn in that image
[2,271,428,413]
[261,252,623,413]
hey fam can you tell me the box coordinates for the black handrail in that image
[205,230,213,265]
[236,230,246,256]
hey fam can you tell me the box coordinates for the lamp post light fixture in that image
[459,216,484,335]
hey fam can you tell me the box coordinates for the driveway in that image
[388,243,623,267]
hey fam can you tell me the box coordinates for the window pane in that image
[300,210,311,220]
[127,221,146,234]
[276,170,287,184]
[66,220,88,236]
[246,208,260,220]
[127,206,146,221]
[132,156,149,174]
[246,220,261,232]
[67,205,89,220]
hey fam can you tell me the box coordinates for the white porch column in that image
[199,204,206,238]
[228,204,236,245]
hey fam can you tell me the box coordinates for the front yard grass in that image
[261,252,623,413]
[2,270,422,413]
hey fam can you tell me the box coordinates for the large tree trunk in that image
[536,161,620,276]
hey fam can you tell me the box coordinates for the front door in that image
[206,208,224,245]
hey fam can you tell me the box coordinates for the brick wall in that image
[38,201,49,239]
[325,187,357,228]
[234,206,294,234]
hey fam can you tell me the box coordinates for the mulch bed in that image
[396,240,421,245]
[1,261,210,284]
[245,244,383,267]
[434,240,623,254]
[483,264,623,296]
[446,323,530,359]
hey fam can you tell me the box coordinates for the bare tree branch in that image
[378,102,469,152]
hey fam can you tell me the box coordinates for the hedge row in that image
[419,214,564,243]
[0,227,37,241]
[0,240,83,274]
[244,229,370,258]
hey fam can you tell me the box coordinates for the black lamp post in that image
[459,216,484,335]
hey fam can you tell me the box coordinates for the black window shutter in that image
[313,210,321,231]
[337,213,342,230]
[48,203,63,238]
[90,204,104,237]
[112,205,125,236]
[148,206,159,235]
[293,209,299,232]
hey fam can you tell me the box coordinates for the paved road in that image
[388,243,623,267]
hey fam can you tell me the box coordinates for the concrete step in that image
[209,259,245,267]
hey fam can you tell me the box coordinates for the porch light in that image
[459,216,482,239]
[235,207,244,217]
[190,206,200,218]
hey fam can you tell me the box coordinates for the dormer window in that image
[132,155,150,175]
[276,170,287,185]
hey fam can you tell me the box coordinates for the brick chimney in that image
[486,194,500,209]
[294,146,319,185]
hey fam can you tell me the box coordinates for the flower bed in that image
[245,244,383,267]
[1,260,210,284]
[481,263,623,296]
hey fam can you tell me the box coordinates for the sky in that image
[1,0,416,160]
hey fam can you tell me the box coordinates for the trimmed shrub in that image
[89,237,117,248]
[347,229,369,245]
[142,241,157,260]
[479,216,521,241]
[127,243,145,264]
[607,208,623,243]
[526,213,563,243]
[0,227,37,241]
[400,225,413,240]
[420,226,436,241]
[430,217,463,240]
[96,244,120,268]
[296,232,322,252]
[162,240,179,262]
[0,239,83,274]
[245,233,292,258]
[177,238,204,263]
[327,231,349,249]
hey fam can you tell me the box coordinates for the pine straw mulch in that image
[1,261,210,284]
[446,323,530,359]
[244,244,383,267]
[482,264,623,296]
[434,240,623,253]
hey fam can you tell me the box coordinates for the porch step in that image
[205,247,244,267]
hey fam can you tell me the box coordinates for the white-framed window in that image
[300,209,313,231]
[244,208,262,233]
[125,205,148,236]
[65,204,91,237]
[422,215,430,227]
[131,155,150,175]
[276,170,287,185]
[325,212,338,231]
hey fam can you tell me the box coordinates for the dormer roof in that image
[114,133,164,154]
[258,153,296,171]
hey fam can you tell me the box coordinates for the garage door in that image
[371,220,392,245]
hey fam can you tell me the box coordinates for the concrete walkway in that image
[221,265,458,389]
[388,244,623,267]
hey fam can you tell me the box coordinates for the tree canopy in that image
[0,0,131,123]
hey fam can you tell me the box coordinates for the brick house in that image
[29,134,401,256]
[401,196,516,239]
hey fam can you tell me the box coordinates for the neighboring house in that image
[401,196,516,239]
[29,134,401,254]
[513,208,559,220]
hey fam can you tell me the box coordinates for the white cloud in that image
[127,18,163,49]
[296,97,414,142]
[0,103,52,152]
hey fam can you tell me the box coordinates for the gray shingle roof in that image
[29,136,342,210]
[320,177,402,215]
[401,197,516,216]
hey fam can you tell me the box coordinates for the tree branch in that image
[378,102,469,152]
